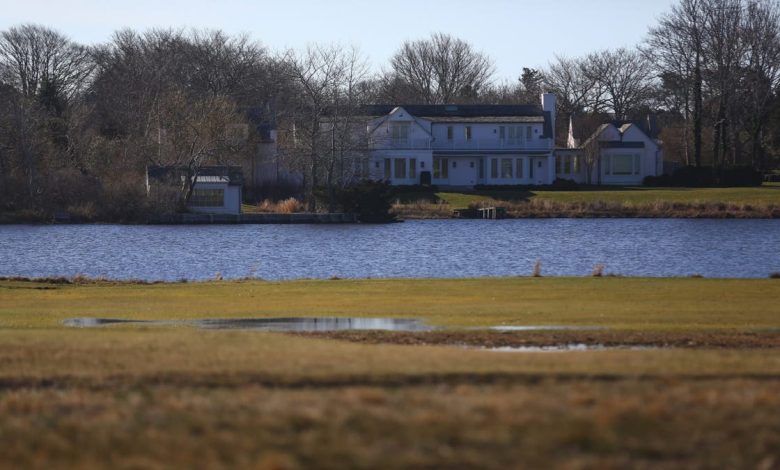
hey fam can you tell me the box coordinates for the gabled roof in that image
[362,104,553,139]
[361,104,545,118]
[147,166,244,186]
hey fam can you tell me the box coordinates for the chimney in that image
[541,93,556,143]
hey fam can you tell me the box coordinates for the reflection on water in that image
[63,317,433,332]
[3,219,780,280]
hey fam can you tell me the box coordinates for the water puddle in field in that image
[484,344,656,353]
[488,326,605,332]
[63,317,433,332]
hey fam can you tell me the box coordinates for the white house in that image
[363,94,558,187]
[361,94,661,188]
[556,116,664,185]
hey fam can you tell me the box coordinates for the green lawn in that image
[2,277,780,330]
[425,185,780,209]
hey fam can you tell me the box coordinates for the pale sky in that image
[0,0,676,81]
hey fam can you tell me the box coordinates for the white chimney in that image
[541,93,556,141]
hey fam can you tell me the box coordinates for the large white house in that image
[361,94,661,187]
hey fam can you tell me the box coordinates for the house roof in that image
[147,166,244,186]
[362,104,554,139]
[361,104,545,118]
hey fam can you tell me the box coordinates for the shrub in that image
[321,180,397,223]
[645,166,763,187]
[770,272,780,279]
[591,263,605,277]
[551,178,579,189]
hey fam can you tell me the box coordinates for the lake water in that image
[1,219,779,280]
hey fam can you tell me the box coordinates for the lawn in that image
[1,277,779,468]
[431,185,780,209]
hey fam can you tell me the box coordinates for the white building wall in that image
[188,182,242,215]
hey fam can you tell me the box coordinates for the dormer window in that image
[391,123,410,144]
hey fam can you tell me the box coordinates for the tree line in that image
[1,0,779,220]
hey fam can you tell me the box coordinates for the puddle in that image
[485,344,656,353]
[63,317,433,332]
[488,325,605,332]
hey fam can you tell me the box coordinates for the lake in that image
[1,219,779,280]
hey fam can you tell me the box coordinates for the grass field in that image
[392,184,780,219]
[1,277,779,468]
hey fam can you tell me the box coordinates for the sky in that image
[0,0,677,81]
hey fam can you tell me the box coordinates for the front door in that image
[532,158,547,185]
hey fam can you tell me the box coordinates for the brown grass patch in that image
[292,329,780,349]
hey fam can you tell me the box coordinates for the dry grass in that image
[247,197,304,214]
[391,199,453,219]
[2,380,779,469]
[467,198,780,218]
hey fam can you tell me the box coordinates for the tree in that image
[279,44,370,210]
[381,33,495,104]
[646,0,707,167]
[0,24,93,105]
[148,90,244,208]
[543,55,600,115]
[582,48,656,120]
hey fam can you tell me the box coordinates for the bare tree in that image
[381,33,495,104]
[148,90,244,207]
[0,24,93,104]
[740,0,780,168]
[543,55,601,115]
[583,48,656,120]
[280,44,370,210]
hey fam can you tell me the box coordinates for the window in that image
[564,156,572,174]
[603,155,611,175]
[555,156,562,174]
[499,126,505,140]
[447,126,453,140]
[394,158,406,179]
[362,158,370,177]
[634,155,641,175]
[391,123,410,145]
[478,158,485,179]
[384,158,392,179]
[465,126,472,140]
[409,158,417,180]
[516,158,524,178]
[433,157,449,179]
[501,158,513,178]
[491,158,498,178]
[612,155,633,175]
[508,126,522,144]
[573,156,581,174]
[529,159,534,178]
[526,126,532,141]
[190,188,224,207]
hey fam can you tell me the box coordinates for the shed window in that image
[190,189,224,207]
